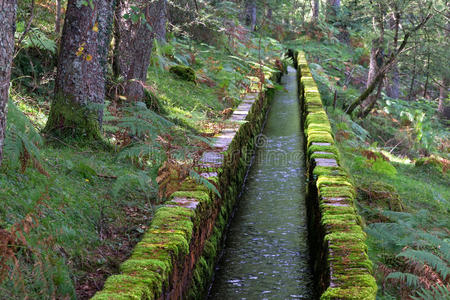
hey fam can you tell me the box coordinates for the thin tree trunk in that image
[423,51,430,98]
[360,13,384,114]
[312,0,319,21]
[387,11,400,99]
[408,44,417,101]
[55,0,62,34]
[360,76,383,118]
[244,0,257,31]
[114,0,167,102]
[0,0,18,166]
[44,0,114,143]
[438,77,449,120]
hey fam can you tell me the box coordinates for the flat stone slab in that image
[229,114,247,122]
[233,110,249,115]
[200,152,224,164]
[314,151,335,155]
[244,93,258,100]
[170,197,199,210]
[199,172,218,178]
[315,158,338,167]
[312,142,331,146]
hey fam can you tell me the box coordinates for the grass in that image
[0,146,155,298]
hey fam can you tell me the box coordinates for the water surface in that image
[208,66,313,299]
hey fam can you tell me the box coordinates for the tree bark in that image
[114,0,167,102]
[0,0,18,166]
[386,11,400,99]
[244,0,257,31]
[438,77,449,120]
[44,0,114,143]
[312,0,319,21]
[360,13,384,114]
[56,0,62,34]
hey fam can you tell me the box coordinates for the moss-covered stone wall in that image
[295,51,377,300]
[91,71,279,300]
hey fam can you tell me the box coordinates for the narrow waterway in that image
[208,66,314,299]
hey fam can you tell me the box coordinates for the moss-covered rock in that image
[169,65,196,82]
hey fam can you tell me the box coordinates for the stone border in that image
[91,71,279,299]
[295,51,377,299]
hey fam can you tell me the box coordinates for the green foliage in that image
[117,102,174,140]
[189,170,220,197]
[3,100,44,170]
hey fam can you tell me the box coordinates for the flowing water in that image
[208,66,314,299]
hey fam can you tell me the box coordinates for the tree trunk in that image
[438,76,450,121]
[114,0,167,102]
[407,44,417,101]
[55,0,62,34]
[312,0,319,21]
[244,0,257,31]
[153,0,167,42]
[360,15,384,114]
[386,11,400,99]
[0,0,18,166]
[44,0,114,143]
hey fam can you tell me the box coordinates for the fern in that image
[385,272,420,288]
[189,170,220,197]
[397,249,450,280]
[4,100,45,173]
[411,284,450,300]
[117,102,174,140]
[117,143,166,167]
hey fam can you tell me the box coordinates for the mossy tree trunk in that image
[114,0,167,102]
[45,0,114,143]
[0,0,17,166]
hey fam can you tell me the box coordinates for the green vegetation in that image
[292,24,449,298]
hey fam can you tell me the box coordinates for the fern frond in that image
[189,170,220,197]
[411,284,450,300]
[398,249,450,280]
[386,272,421,288]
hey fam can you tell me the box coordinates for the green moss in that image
[319,185,355,199]
[317,176,353,189]
[169,65,196,82]
[92,274,154,299]
[321,285,377,300]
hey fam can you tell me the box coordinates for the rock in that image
[169,65,196,82]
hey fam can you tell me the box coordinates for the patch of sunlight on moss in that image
[379,150,412,164]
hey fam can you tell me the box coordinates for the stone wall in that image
[91,71,279,300]
[295,51,377,299]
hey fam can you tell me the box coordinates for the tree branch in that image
[346,13,432,115]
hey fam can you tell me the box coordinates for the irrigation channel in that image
[208,66,314,299]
